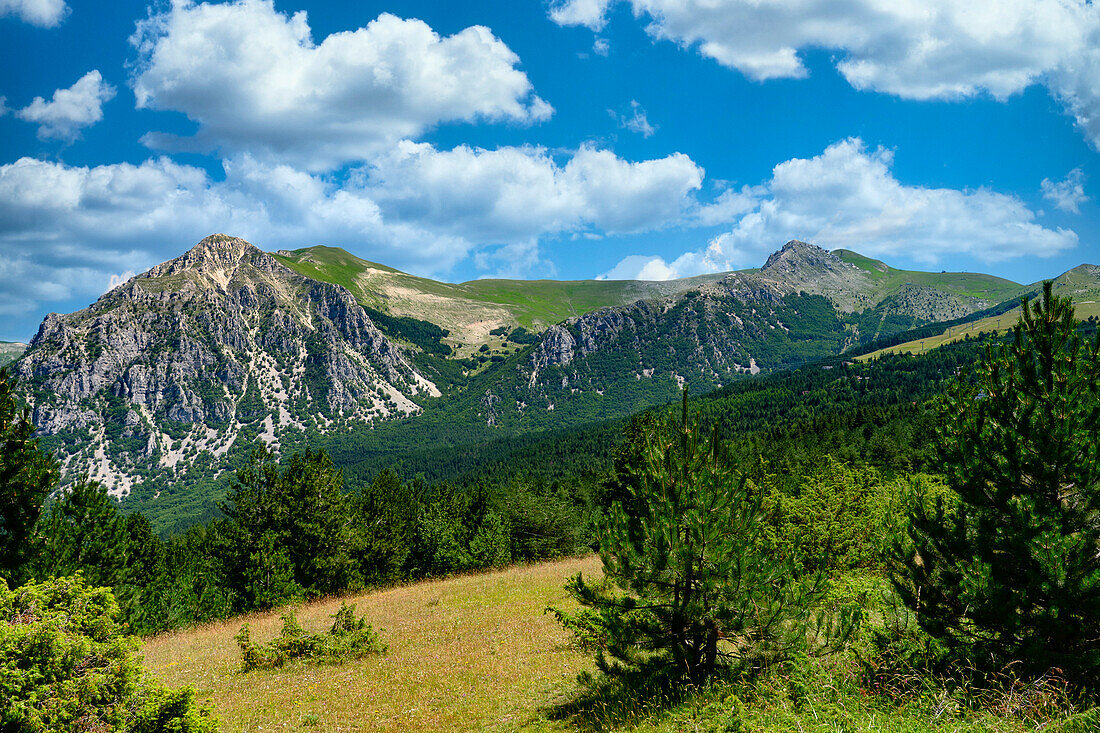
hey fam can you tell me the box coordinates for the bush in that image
[0,574,217,732]
[234,602,386,671]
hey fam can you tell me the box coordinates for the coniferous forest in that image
[4,287,1100,731]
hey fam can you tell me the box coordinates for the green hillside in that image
[833,249,1025,301]
[274,245,728,349]
[862,264,1100,358]
[0,341,26,366]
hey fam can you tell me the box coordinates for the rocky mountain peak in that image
[142,234,265,286]
[751,239,875,312]
[761,240,838,274]
[192,232,254,254]
[179,233,259,266]
[17,233,439,498]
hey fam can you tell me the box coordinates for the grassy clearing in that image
[142,555,1096,733]
[141,556,600,733]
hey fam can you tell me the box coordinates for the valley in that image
[5,236,1099,733]
[11,234,1058,530]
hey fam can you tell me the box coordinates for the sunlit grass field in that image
[143,555,1098,733]
[142,556,600,733]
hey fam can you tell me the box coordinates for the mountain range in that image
[11,233,1087,527]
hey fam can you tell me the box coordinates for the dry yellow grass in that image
[141,555,601,733]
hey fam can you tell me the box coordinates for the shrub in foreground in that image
[234,602,386,671]
[0,574,217,732]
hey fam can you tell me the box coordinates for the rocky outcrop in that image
[872,284,983,323]
[16,234,437,496]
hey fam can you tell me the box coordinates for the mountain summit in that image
[12,235,1034,512]
[17,236,437,498]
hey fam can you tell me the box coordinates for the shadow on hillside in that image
[543,668,700,732]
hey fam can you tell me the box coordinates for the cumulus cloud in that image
[366,142,703,241]
[0,0,68,27]
[598,236,750,281]
[106,270,137,293]
[130,0,552,170]
[550,0,612,31]
[602,138,1076,281]
[549,0,1100,147]
[0,143,705,332]
[1041,168,1089,214]
[16,70,115,141]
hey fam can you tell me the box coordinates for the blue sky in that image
[1,0,1098,341]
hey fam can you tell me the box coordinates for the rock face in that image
[14,235,1024,499]
[489,241,1014,429]
[17,234,437,496]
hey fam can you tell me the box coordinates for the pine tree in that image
[894,282,1100,689]
[0,367,57,583]
[219,447,355,609]
[350,469,416,584]
[556,390,832,683]
[35,477,126,588]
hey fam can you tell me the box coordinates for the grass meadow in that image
[141,556,599,732]
[141,555,1098,733]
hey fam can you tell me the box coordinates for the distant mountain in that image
[0,341,27,367]
[274,245,729,352]
[440,241,1026,432]
[13,234,1072,528]
[16,235,436,498]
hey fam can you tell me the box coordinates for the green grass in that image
[273,246,728,343]
[142,558,1094,733]
[833,250,1024,301]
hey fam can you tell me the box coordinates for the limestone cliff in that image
[17,234,437,496]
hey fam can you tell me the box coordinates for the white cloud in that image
[610,100,656,137]
[688,185,762,227]
[1041,168,1089,214]
[549,0,1100,147]
[106,270,136,293]
[599,235,750,280]
[603,137,1076,281]
[366,141,704,241]
[0,143,705,329]
[131,0,552,170]
[0,0,68,27]
[16,70,115,141]
[550,0,612,31]
[593,37,610,56]
[598,255,677,280]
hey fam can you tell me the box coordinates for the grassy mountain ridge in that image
[834,248,1023,300]
[274,245,728,351]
